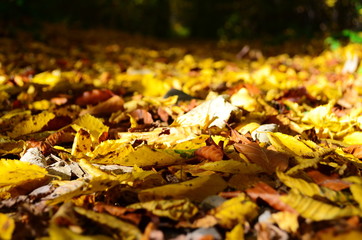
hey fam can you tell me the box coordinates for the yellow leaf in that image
[119,145,183,167]
[141,74,169,97]
[199,160,263,174]
[212,193,258,229]
[74,207,142,240]
[225,223,244,240]
[0,213,15,240]
[138,174,227,202]
[280,191,362,221]
[118,169,165,189]
[0,138,25,156]
[72,114,109,142]
[8,111,55,138]
[30,100,51,110]
[277,171,349,203]
[117,126,203,148]
[268,132,316,156]
[343,132,362,145]
[270,211,299,233]
[48,224,113,240]
[31,70,61,86]
[230,88,258,111]
[128,199,198,220]
[0,159,47,188]
[350,184,362,209]
[71,129,93,158]
[89,141,134,164]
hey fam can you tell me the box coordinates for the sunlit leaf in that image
[72,114,109,142]
[267,132,316,156]
[117,145,183,167]
[89,141,134,164]
[0,159,48,188]
[343,132,362,145]
[230,88,258,111]
[71,128,93,157]
[212,193,258,229]
[277,171,350,203]
[8,111,55,138]
[31,70,61,86]
[225,223,244,240]
[173,95,239,129]
[280,191,362,221]
[270,211,299,233]
[350,184,362,209]
[198,160,263,174]
[0,213,15,240]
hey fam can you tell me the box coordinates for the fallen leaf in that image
[138,174,227,202]
[245,182,296,213]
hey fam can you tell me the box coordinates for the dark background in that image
[0,0,361,41]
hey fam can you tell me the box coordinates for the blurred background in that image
[0,0,361,42]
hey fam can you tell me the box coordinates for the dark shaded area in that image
[0,0,360,40]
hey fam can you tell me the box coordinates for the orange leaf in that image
[245,182,296,213]
[93,203,142,225]
[195,145,224,162]
[306,170,351,191]
[344,145,362,159]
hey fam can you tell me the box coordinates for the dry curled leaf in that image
[234,143,289,173]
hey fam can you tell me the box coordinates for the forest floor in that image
[1,26,362,239]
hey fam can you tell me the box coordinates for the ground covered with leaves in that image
[1,27,362,240]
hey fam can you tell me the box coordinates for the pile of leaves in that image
[1,27,362,239]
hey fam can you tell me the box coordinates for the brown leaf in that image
[93,202,142,225]
[79,95,124,116]
[246,182,296,213]
[230,128,252,144]
[234,143,288,173]
[46,127,75,146]
[195,145,224,162]
[26,141,53,156]
[75,89,114,106]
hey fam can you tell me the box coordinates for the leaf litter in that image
[0,27,362,239]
